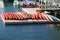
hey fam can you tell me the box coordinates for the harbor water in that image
[0,1,60,40]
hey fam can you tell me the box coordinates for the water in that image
[0,23,60,40]
[0,1,60,40]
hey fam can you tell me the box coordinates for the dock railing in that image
[39,3,60,10]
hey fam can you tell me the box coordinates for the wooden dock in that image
[1,15,60,25]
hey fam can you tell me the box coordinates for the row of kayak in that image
[2,12,31,20]
[1,12,58,21]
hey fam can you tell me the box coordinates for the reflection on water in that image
[0,24,59,40]
[47,24,60,32]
